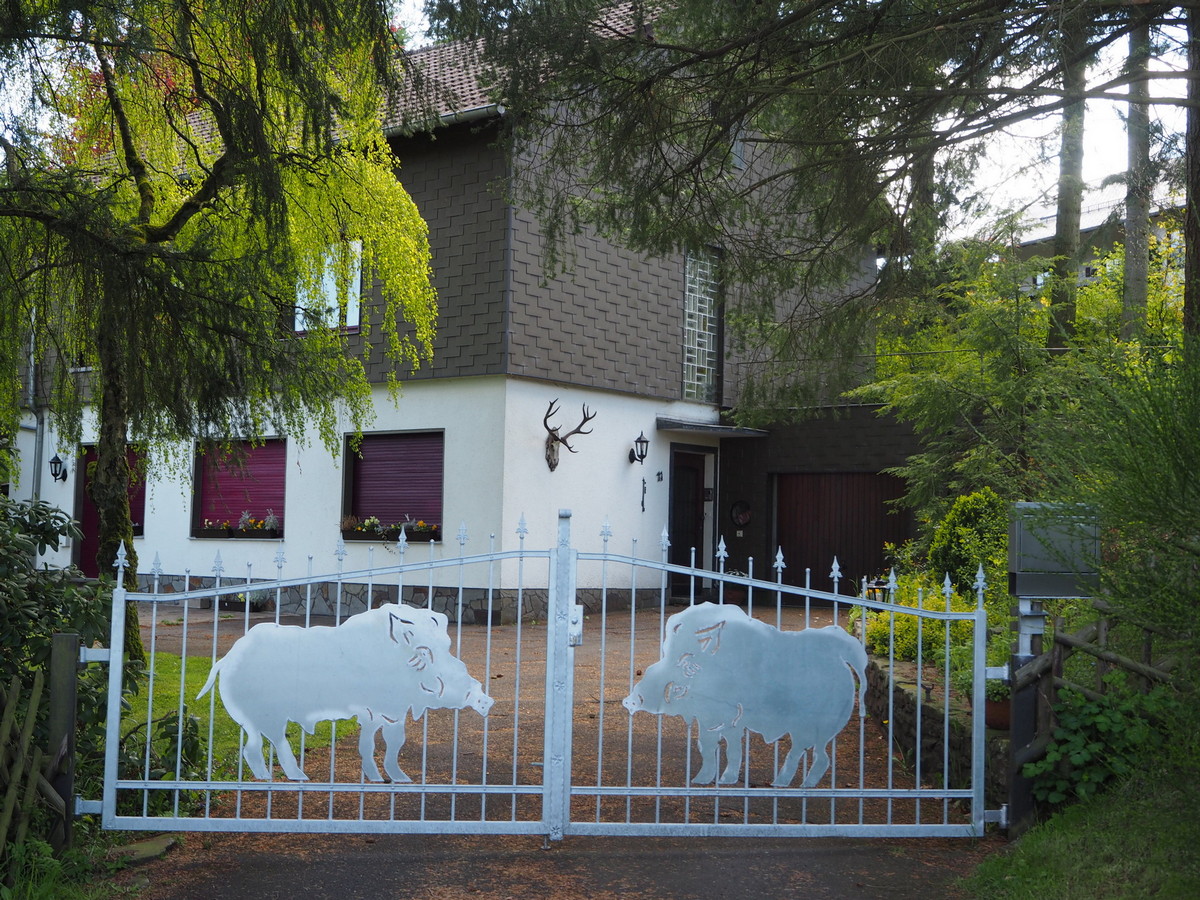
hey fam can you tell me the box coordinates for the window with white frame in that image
[683,248,721,402]
[295,240,362,331]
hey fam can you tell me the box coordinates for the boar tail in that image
[196,657,223,700]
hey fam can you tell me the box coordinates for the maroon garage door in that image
[775,472,912,590]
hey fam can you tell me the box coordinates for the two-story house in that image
[13,38,916,610]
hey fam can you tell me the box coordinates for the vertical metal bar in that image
[174,571,192,818]
[450,523,468,821]
[330,544,346,818]
[624,538,639,824]
[915,583,924,825]
[542,510,576,840]
[942,576,953,824]
[510,517,528,822]
[102,546,129,830]
[595,522,612,823]
[204,555,223,818]
[480,531,497,821]
[971,566,988,835]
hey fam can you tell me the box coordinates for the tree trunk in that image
[1048,19,1088,349]
[1122,8,1152,342]
[1186,4,1200,340]
[92,277,144,662]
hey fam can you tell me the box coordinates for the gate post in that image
[541,510,578,841]
[1007,598,1045,836]
[47,633,79,850]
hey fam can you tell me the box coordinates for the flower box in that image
[231,528,282,539]
[340,526,441,543]
[194,527,282,539]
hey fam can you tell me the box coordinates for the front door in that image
[669,450,709,594]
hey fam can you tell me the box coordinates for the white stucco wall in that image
[13,376,721,589]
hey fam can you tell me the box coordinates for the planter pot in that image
[231,528,281,539]
[405,528,441,543]
[984,698,1011,730]
[193,527,232,539]
[341,527,441,543]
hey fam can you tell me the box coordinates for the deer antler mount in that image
[543,399,596,471]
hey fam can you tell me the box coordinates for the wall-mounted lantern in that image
[628,431,649,465]
[49,454,68,483]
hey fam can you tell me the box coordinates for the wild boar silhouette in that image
[623,602,866,787]
[197,603,493,782]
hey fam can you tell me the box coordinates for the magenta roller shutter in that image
[195,440,287,528]
[350,433,444,526]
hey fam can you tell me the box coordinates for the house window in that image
[193,439,286,535]
[77,446,147,578]
[683,248,721,402]
[295,241,362,331]
[344,432,444,532]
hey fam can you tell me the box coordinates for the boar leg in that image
[240,729,271,781]
[774,735,809,787]
[356,719,385,782]
[799,740,832,788]
[718,732,744,785]
[692,725,724,784]
[380,718,413,784]
[265,723,308,781]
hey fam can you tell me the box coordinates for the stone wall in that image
[865,659,1008,806]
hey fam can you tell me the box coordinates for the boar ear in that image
[388,613,417,645]
[694,621,725,654]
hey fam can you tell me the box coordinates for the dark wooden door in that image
[669,451,707,594]
[775,472,911,590]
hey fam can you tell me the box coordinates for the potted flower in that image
[233,508,282,538]
[950,631,1012,729]
[403,519,441,543]
[195,518,232,538]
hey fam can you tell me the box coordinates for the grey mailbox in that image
[1008,502,1099,598]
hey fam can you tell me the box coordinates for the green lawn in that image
[961,764,1200,898]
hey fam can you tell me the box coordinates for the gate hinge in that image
[568,603,584,647]
[985,664,1009,683]
[79,647,111,665]
[984,805,1008,829]
[75,798,102,816]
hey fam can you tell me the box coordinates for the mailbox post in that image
[1006,503,1098,834]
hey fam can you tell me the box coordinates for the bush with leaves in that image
[0,498,107,858]
[927,486,1010,626]
[1023,675,1182,806]
[861,571,977,665]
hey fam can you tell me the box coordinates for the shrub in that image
[927,486,1009,626]
[1023,674,1182,806]
[862,571,976,665]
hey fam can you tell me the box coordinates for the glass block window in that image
[683,249,720,402]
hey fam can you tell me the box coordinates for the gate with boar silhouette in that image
[86,511,997,839]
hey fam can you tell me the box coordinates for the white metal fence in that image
[86,510,998,839]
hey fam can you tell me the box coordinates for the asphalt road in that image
[111,830,1005,899]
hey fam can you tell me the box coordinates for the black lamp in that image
[49,454,68,482]
[628,431,649,465]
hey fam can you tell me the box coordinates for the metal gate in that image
[84,511,999,839]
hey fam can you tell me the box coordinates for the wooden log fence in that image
[0,634,79,883]
[1006,600,1180,835]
